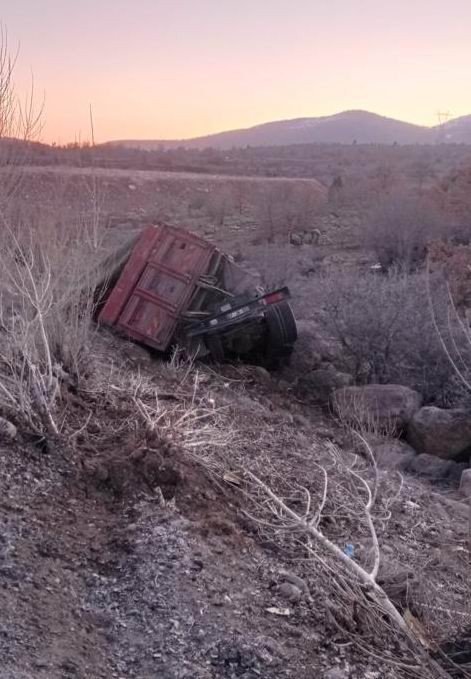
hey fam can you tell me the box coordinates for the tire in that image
[275,301,298,343]
[264,302,297,367]
[265,302,297,345]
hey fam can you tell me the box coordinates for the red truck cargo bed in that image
[98,224,216,350]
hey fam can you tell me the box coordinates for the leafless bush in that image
[365,194,445,272]
[333,388,401,439]
[133,375,237,475]
[254,182,322,243]
[205,187,233,226]
[0,30,139,437]
[318,270,470,404]
[0,213,134,435]
[244,439,453,678]
[0,26,42,207]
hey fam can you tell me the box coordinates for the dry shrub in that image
[365,193,445,272]
[205,187,233,226]
[332,388,401,439]
[0,214,135,435]
[0,26,42,208]
[428,240,471,309]
[0,31,141,436]
[254,182,323,243]
[318,270,470,404]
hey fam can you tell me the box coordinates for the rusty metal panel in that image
[98,225,160,326]
[99,224,216,350]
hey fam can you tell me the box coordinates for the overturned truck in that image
[98,224,297,366]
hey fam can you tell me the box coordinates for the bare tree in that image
[0,25,42,208]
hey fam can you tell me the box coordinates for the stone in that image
[459,469,471,497]
[295,320,340,363]
[373,439,416,471]
[0,416,17,441]
[324,669,347,679]
[407,407,471,459]
[310,228,321,245]
[287,321,323,376]
[303,231,314,245]
[298,367,353,402]
[376,558,415,609]
[254,366,272,385]
[405,453,465,482]
[331,384,422,433]
[290,233,303,246]
[278,582,302,603]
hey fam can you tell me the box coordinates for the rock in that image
[254,366,272,385]
[373,439,416,471]
[311,228,321,245]
[122,342,153,367]
[377,557,415,609]
[331,385,422,433]
[298,367,353,402]
[324,669,347,679]
[290,233,303,246]
[405,453,465,482]
[459,469,471,497]
[303,231,314,245]
[407,407,471,459]
[278,582,302,603]
[0,416,17,441]
[288,321,323,375]
[294,320,340,363]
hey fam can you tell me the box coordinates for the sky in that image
[2,0,471,143]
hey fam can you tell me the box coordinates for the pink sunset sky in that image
[3,0,471,143]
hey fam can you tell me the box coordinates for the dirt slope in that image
[1,335,470,679]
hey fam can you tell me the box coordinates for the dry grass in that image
[0,210,135,435]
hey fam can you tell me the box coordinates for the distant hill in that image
[438,115,471,144]
[107,110,454,150]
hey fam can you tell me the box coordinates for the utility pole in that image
[436,110,452,143]
[436,110,451,126]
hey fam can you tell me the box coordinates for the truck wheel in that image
[275,301,297,343]
[266,302,297,345]
[264,302,297,366]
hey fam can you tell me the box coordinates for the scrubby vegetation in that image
[316,269,471,405]
[364,194,446,272]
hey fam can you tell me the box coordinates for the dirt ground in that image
[1,332,471,679]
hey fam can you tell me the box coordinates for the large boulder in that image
[372,439,416,471]
[331,385,422,433]
[407,407,471,459]
[405,453,465,483]
[0,416,17,441]
[298,366,353,403]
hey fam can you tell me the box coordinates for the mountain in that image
[108,110,444,150]
[438,114,471,144]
